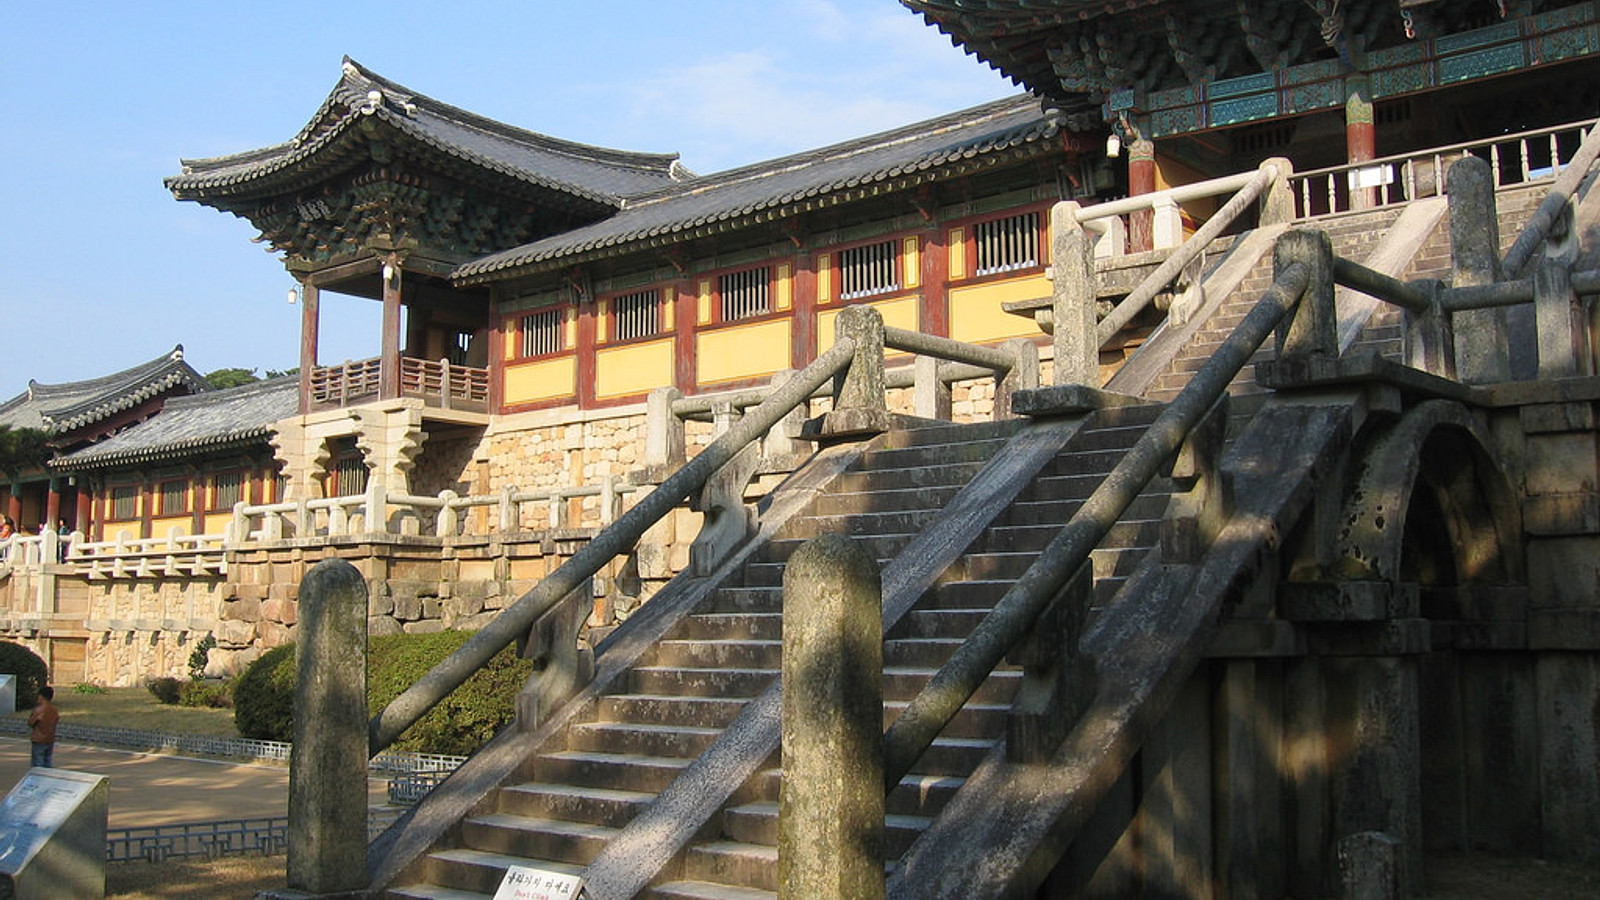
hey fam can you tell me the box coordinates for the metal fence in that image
[0,718,464,774]
[105,808,405,863]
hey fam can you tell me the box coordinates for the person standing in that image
[27,685,59,768]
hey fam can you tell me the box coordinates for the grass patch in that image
[107,854,283,899]
[19,686,240,737]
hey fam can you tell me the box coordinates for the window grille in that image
[111,486,138,521]
[520,308,563,358]
[974,212,1041,276]
[159,480,188,516]
[613,289,662,341]
[719,267,771,321]
[331,455,368,497]
[838,240,898,300]
[451,331,472,365]
[212,472,243,510]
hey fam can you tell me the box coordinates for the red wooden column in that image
[1128,137,1157,252]
[380,257,404,400]
[1346,75,1377,210]
[298,281,320,415]
[45,479,60,530]
[75,485,93,536]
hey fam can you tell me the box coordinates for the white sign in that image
[492,864,585,900]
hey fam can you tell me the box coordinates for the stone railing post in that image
[1534,202,1587,377]
[1447,155,1510,383]
[1051,201,1099,387]
[1151,194,1183,249]
[436,490,459,537]
[779,533,884,900]
[646,386,687,470]
[1006,561,1096,763]
[912,355,951,419]
[995,338,1040,420]
[833,305,885,413]
[1273,228,1337,366]
[1258,156,1296,225]
[284,559,368,896]
[1403,279,1457,379]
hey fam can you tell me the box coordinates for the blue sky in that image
[0,0,1017,396]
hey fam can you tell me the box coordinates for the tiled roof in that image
[0,347,209,436]
[166,58,688,208]
[54,377,297,470]
[455,94,1067,282]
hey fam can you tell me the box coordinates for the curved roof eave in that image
[454,100,1062,285]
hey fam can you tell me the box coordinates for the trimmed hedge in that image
[146,677,182,705]
[0,642,48,710]
[232,631,533,756]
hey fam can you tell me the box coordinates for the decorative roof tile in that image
[455,94,1065,282]
[0,347,209,436]
[53,377,297,470]
[166,58,688,209]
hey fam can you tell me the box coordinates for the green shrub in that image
[188,634,216,680]
[0,642,48,710]
[232,644,297,741]
[230,632,532,754]
[146,676,182,705]
[72,682,107,694]
[179,678,233,709]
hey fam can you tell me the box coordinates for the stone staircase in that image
[385,404,1175,899]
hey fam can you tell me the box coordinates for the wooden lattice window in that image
[974,212,1041,276]
[614,289,662,341]
[838,240,898,300]
[719,267,771,321]
[158,479,189,516]
[111,486,138,521]
[330,455,368,497]
[521,308,564,358]
[211,471,243,511]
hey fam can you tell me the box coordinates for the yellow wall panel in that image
[150,516,193,538]
[817,295,920,355]
[816,254,831,304]
[949,275,1050,345]
[776,263,792,311]
[697,320,791,385]
[903,236,920,289]
[202,512,232,535]
[504,356,577,405]
[948,227,966,279]
[597,299,610,345]
[697,280,713,325]
[596,338,675,399]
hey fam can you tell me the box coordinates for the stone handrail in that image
[1289,115,1597,218]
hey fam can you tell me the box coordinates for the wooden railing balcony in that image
[308,356,489,413]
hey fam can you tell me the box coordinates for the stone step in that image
[644,880,776,900]
[595,694,751,729]
[874,418,1023,449]
[855,437,1010,471]
[406,848,583,898]
[813,483,965,517]
[882,668,1018,706]
[683,841,780,894]
[494,782,654,828]
[832,460,989,493]
[385,881,494,900]
[458,813,616,866]
[631,666,777,697]
[530,750,692,793]
[669,612,782,641]
[566,721,726,758]
[773,508,944,542]
[652,638,781,670]
[699,587,783,614]
[998,491,1172,528]
[721,801,931,857]
[971,518,1161,554]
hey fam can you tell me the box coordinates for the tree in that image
[204,368,260,389]
[0,425,51,476]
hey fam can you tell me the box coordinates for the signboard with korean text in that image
[492,864,585,900]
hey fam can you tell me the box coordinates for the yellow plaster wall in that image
[150,516,193,538]
[596,338,675,399]
[202,512,232,535]
[949,274,1050,344]
[697,320,791,385]
[505,356,578,405]
[817,295,919,355]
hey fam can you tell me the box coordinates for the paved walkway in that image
[0,736,390,828]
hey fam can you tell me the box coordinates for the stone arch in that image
[1333,399,1523,587]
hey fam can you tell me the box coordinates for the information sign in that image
[491,864,585,900]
